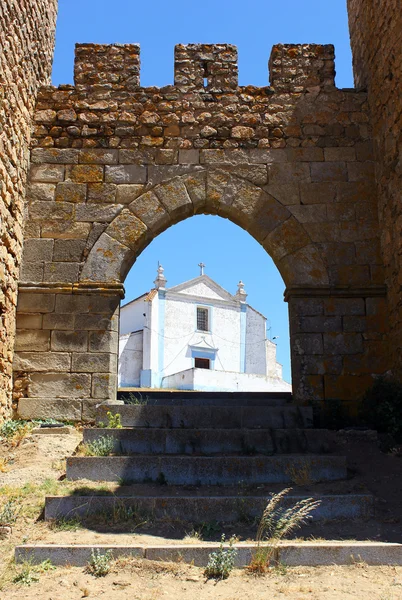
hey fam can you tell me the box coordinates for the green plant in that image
[49,517,82,531]
[81,435,116,457]
[86,549,113,577]
[247,488,320,575]
[359,376,402,442]
[126,392,149,406]
[204,534,238,580]
[103,411,122,429]
[0,500,19,526]
[13,562,39,586]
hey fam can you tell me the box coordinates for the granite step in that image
[97,405,313,430]
[117,390,292,407]
[66,454,347,485]
[83,427,334,455]
[44,492,373,523]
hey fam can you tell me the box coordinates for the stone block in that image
[292,354,342,376]
[16,314,43,329]
[119,149,156,164]
[75,314,118,331]
[69,165,104,183]
[105,165,146,184]
[293,333,323,355]
[182,172,206,210]
[268,162,310,183]
[75,203,122,223]
[324,148,356,162]
[92,373,117,399]
[87,183,117,204]
[265,184,300,206]
[250,149,287,163]
[53,239,86,262]
[42,314,75,330]
[323,332,363,355]
[128,191,170,232]
[347,162,375,182]
[107,210,148,252]
[311,162,348,182]
[89,330,118,353]
[31,148,79,164]
[299,182,336,205]
[13,352,71,372]
[324,298,365,315]
[55,182,87,203]
[19,262,44,282]
[14,330,50,352]
[295,316,342,333]
[72,353,117,373]
[328,265,370,286]
[289,298,324,316]
[29,201,74,222]
[342,316,368,332]
[78,149,118,164]
[30,164,65,183]
[324,374,374,402]
[51,330,88,352]
[27,183,56,202]
[42,221,91,241]
[287,148,324,162]
[55,295,90,313]
[28,373,92,398]
[179,149,200,164]
[88,295,120,315]
[17,293,55,313]
[22,239,54,262]
[335,181,375,204]
[115,184,145,204]
[17,397,82,421]
[44,262,80,283]
[264,217,310,262]
[289,204,327,223]
[80,233,132,283]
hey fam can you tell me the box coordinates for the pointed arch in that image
[80,168,329,287]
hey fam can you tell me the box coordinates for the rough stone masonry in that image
[0,0,400,421]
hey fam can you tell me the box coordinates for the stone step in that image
[117,390,292,407]
[44,493,373,523]
[15,541,402,567]
[66,454,346,485]
[83,427,334,455]
[97,405,313,429]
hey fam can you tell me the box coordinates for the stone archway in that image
[13,42,389,420]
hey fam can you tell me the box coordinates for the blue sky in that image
[52,1,354,383]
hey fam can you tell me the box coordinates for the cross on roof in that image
[198,262,206,276]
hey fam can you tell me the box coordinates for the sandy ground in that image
[2,561,402,600]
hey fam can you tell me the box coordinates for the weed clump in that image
[204,534,238,580]
[359,376,402,442]
[0,501,19,527]
[86,549,113,577]
[81,435,116,457]
[98,411,122,429]
[247,488,320,575]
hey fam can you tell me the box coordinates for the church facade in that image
[118,266,291,392]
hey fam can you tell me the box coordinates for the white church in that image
[118,265,291,393]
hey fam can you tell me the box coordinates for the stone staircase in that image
[46,392,370,521]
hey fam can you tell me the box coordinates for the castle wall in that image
[14,43,389,419]
[347,0,402,378]
[0,0,58,418]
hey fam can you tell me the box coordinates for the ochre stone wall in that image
[347,0,402,378]
[14,43,389,420]
[0,0,58,418]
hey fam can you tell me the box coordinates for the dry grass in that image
[285,461,312,486]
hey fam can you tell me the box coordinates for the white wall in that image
[120,295,147,335]
[162,367,292,392]
[118,331,143,387]
[161,294,241,378]
[245,306,267,375]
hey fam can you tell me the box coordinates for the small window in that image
[197,307,209,331]
[195,357,210,369]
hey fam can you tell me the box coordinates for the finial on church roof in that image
[154,262,167,290]
[236,280,247,302]
[198,262,206,276]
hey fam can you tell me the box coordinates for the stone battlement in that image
[73,42,335,93]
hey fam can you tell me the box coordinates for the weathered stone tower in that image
[0,0,58,417]
[0,0,400,420]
